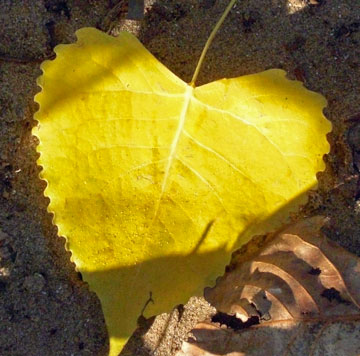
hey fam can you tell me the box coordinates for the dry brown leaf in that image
[177,217,360,356]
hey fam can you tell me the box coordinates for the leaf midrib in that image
[153,85,194,219]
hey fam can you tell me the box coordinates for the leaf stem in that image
[190,0,238,87]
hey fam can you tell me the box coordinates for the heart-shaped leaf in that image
[33,28,331,355]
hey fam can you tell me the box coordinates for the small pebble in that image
[23,273,46,293]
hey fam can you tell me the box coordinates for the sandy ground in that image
[0,0,359,355]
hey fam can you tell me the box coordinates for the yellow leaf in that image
[33,28,331,355]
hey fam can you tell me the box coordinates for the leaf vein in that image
[153,86,193,219]
[183,130,253,183]
[78,89,183,98]
[118,159,168,180]
[176,157,229,214]
[193,98,299,186]
[167,196,200,231]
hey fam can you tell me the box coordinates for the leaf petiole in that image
[190,0,238,87]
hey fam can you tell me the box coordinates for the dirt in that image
[0,0,359,355]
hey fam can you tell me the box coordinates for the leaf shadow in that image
[82,185,313,355]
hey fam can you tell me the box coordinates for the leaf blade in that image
[33,28,331,355]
